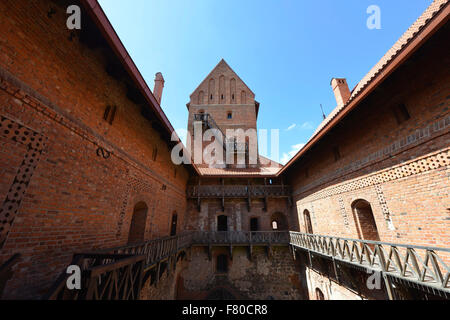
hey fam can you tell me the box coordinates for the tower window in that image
[227,112,232,119]
[392,103,411,124]
[232,94,235,100]
[221,94,224,100]
[210,94,213,100]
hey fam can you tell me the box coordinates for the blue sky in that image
[98,0,431,164]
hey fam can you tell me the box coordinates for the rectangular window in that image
[227,112,232,119]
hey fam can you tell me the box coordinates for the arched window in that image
[219,75,225,104]
[241,90,247,104]
[217,215,228,231]
[271,212,288,231]
[271,221,278,230]
[352,199,380,241]
[209,79,215,102]
[304,210,313,234]
[315,288,325,300]
[230,78,236,104]
[170,212,178,236]
[216,254,228,273]
[128,202,148,244]
[198,91,204,105]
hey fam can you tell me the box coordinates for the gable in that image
[189,59,255,105]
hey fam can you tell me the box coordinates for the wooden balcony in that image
[187,185,291,199]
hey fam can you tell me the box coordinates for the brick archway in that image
[128,201,148,244]
[351,199,380,241]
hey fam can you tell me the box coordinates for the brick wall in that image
[176,246,307,300]
[0,0,189,299]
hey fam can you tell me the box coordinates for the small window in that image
[103,106,111,121]
[221,94,224,100]
[152,146,158,161]
[392,103,411,124]
[103,105,117,125]
[210,94,213,100]
[272,221,278,230]
[232,94,235,100]
[268,179,273,185]
[217,254,228,273]
[333,146,341,162]
[227,112,232,119]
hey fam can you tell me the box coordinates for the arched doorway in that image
[128,202,148,244]
[170,212,178,236]
[217,215,228,231]
[315,288,325,300]
[352,199,380,241]
[271,212,288,230]
[304,210,313,234]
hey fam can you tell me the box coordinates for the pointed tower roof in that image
[189,59,255,99]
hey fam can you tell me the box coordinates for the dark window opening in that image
[103,106,111,121]
[103,105,117,125]
[250,217,259,231]
[232,94,235,100]
[227,112,232,119]
[152,146,158,161]
[210,94,213,100]
[333,146,341,162]
[217,254,228,273]
[217,215,228,231]
[392,103,411,124]
[170,213,178,236]
[221,94,224,100]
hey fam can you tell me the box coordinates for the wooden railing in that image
[97,233,193,269]
[191,231,290,245]
[46,233,192,300]
[46,253,145,300]
[289,232,450,296]
[187,185,291,198]
[45,231,450,300]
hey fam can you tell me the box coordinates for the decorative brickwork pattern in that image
[338,197,350,229]
[0,115,47,248]
[294,117,450,198]
[297,148,450,202]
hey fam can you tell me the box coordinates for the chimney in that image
[331,78,351,107]
[153,72,165,104]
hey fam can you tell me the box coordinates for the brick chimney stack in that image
[153,72,165,104]
[331,78,351,107]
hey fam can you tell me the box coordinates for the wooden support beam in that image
[229,245,233,260]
